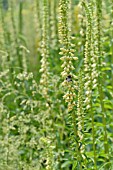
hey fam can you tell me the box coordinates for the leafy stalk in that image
[95,0,109,168]
[82,2,97,169]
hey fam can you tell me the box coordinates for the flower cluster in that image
[59,0,78,112]
[50,0,58,50]
[82,2,93,110]
[78,1,86,40]
[39,0,50,99]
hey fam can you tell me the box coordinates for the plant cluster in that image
[0,0,113,169]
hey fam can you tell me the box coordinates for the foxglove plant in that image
[39,0,50,100]
[82,1,97,169]
[58,0,83,169]
[59,0,78,112]
[95,0,109,168]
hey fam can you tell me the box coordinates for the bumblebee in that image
[66,75,72,82]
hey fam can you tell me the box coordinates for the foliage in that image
[0,0,113,169]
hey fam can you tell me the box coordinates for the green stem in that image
[19,0,23,35]
[89,2,97,169]
[71,111,82,170]
[96,0,109,168]
[82,2,97,169]
[111,0,113,91]
[91,102,97,170]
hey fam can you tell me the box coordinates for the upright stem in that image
[19,0,23,35]
[77,70,86,169]
[71,111,82,170]
[111,0,113,90]
[96,0,109,168]
[82,2,97,169]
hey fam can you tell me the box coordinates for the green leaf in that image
[61,161,72,168]
[72,161,77,170]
